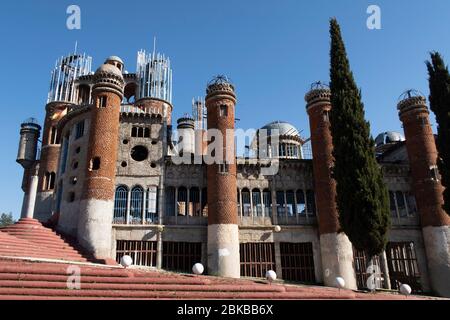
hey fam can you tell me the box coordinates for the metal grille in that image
[240,243,276,278]
[162,242,202,273]
[116,240,157,267]
[386,242,422,292]
[353,248,384,290]
[280,242,316,283]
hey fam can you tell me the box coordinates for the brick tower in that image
[34,102,68,221]
[35,53,92,222]
[397,91,450,297]
[205,76,240,278]
[77,57,125,260]
[305,83,357,289]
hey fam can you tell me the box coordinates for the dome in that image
[106,55,124,64]
[260,121,300,137]
[375,131,405,146]
[94,63,123,78]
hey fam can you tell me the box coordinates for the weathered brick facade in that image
[398,96,450,227]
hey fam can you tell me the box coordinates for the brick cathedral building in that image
[12,46,450,298]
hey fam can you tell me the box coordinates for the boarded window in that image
[162,242,202,273]
[353,248,385,290]
[116,240,157,267]
[386,242,422,293]
[280,242,316,284]
[240,243,276,279]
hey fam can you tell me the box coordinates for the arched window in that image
[130,186,144,224]
[263,189,272,217]
[296,190,306,215]
[276,191,285,216]
[165,187,176,217]
[241,188,251,216]
[201,188,208,217]
[44,172,56,190]
[190,187,200,217]
[286,190,295,216]
[78,84,90,105]
[306,190,316,216]
[145,186,158,223]
[144,127,150,138]
[113,186,128,224]
[252,189,262,216]
[177,187,188,216]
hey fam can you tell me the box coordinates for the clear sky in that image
[1,0,449,220]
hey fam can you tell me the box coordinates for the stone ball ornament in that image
[335,277,346,289]
[274,225,282,233]
[266,270,277,283]
[399,283,412,296]
[120,255,133,268]
[192,263,204,275]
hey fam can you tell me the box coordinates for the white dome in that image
[375,131,405,146]
[94,63,123,78]
[106,55,124,64]
[261,121,300,137]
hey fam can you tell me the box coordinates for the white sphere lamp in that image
[192,263,204,275]
[120,255,133,268]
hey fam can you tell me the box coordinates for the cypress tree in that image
[328,18,391,257]
[426,52,450,216]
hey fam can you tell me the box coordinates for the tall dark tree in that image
[0,212,14,227]
[328,18,391,256]
[426,52,450,216]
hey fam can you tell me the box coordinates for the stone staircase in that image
[0,218,94,263]
[0,258,362,300]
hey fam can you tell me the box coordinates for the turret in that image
[305,82,357,289]
[397,90,450,297]
[77,57,125,260]
[17,118,41,169]
[176,115,195,156]
[205,75,240,278]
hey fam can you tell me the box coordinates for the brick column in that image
[305,85,357,289]
[205,76,240,278]
[397,93,450,297]
[77,62,124,260]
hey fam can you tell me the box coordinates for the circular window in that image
[131,146,148,162]
[121,161,128,168]
[72,161,79,170]
[151,163,157,168]
[123,139,129,145]
[75,147,81,154]
[71,177,78,185]
[151,140,157,145]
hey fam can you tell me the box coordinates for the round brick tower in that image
[205,76,240,278]
[35,102,71,221]
[397,91,450,297]
[77,58,125,260]
[305,83,357,289]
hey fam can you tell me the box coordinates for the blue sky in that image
[1,0,449,219]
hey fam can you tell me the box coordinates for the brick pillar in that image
[35,102,69,222]
[305,85,357,289]
[205,76,240,278]
[77,62,124,260]
[397,94,450,297]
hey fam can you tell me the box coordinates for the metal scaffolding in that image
[192,97,206,130]
[47,51,92,103]
[136,49,173,103]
